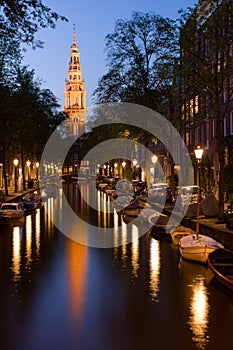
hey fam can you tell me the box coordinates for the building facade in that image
[179,0,233,194]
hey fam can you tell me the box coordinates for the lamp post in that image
[13,158,19,193]
[103,164,107,176]
[114,162,118,177]
[132,159,137,179]
[122,161,126,179]
[194,146,204,239]
[26,160,31,188]
[151,154,158,184]
[36,161,39,181]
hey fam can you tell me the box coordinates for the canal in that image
[0,182,233,350]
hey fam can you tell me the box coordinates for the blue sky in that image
[23,0,197,109]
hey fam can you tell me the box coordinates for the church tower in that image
[64,28,86,136]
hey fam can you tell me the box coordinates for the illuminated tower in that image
[64,28,86,136]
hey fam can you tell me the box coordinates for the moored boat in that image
[121,198,146,217]
[170,226,195,246]
[208,248,233,290]
[179,234,224,264]
[19,192,41,210]
[104,185,116,195]
[113,193,133,211]
[0,202,24,220]
[148,211,174,234]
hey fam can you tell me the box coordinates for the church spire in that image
[73,23,77,45]
[63,28,87,137]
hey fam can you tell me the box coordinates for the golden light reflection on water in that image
[66,240,88,325]
[35,209,40,254]
[12,226,21,279]
[149,238,161,301]
[188,275,210,349]
[25,215,32,263]
[120,221,128,269]
[131,225,139,278]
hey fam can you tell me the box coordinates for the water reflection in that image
[189,275,210,349]
[179,258,210,349]
[25,215,32,264]
[66,240,88,324]
[12,226,22,280]
[131,225,139,278]
[149,238,161,301]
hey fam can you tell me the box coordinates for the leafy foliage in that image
[0,0,67,48]
[93,11,179,109]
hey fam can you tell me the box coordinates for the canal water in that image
[0,182,233,350]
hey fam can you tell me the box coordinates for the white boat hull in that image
[179,234,224,263]
[0,203,24,220]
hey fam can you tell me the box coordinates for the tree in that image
[179,0,233,221]
[0,0,67,48]
[11,67,62,189]
[93,11,179,110]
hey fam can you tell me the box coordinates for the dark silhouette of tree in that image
[93,11,179,110]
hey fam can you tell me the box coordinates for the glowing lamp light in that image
[194,146,204,161]
[151,154,158,165]
[13,158,19,166]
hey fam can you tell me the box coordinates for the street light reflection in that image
[12,226,21,280]
[131,225,139,278]
[188,275,210,349]
[149,238,161,301]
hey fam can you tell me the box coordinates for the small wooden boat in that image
[121,198,146,217]
[19,192,41,210]
[148,211,174,234]
[208,248,233,290]
[113,194,133,213]
[98,182,108,190]
[179,234,224,263]
[0,202,24,220]
[170,226,195,246]
[104,185,116,195]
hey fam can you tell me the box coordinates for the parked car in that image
[177,185,198,205]
[148,185,174,205]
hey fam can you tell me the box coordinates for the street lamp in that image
[132,159,137,179]
[36,161,39,181]
[114,162,118,177]
[194,146,204,239]
[26,160,31,188]
[122,161,126,179]
[13,158,19,193]
[151,154,158,184]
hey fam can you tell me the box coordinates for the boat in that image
[0,202,24,220]
[19,192,41,210]
[179,234,224,263]
[170,226,195,246]
[148,211,174,235]
[104,185,116,195]
[208,248,233,290]
[97,182,108,190]
[121,198,146,217]
[113,194,133,213]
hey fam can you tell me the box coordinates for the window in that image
[230,111,233,135]
[229,76,233,100]
[223,117,227,137]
